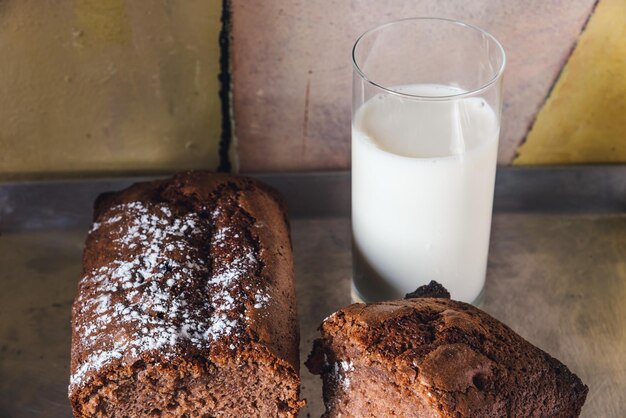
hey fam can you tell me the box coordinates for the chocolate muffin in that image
[69,171,304,417]
[307,281,588,417]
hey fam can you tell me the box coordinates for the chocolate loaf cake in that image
[307,281,588,417]
[69,171,304,417]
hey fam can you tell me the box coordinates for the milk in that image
[352,84,499,303]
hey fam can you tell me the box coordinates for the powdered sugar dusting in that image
[332,360,354,390]
[70,200,271,389]
[323,311,338,322]
[254,291,270,309]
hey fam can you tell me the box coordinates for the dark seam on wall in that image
[217,0,232,172]
[513,0,601,159]
[301,78,311,163]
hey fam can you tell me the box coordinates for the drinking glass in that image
[351,17,506,303]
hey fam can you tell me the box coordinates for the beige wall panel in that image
[0,0,222,180]
[231,0,597,171]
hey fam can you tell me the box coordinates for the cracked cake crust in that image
[307,282,587,417]
[69,171,303,417]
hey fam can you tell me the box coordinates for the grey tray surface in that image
[0,167,625,417]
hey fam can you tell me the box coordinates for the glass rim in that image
[352,17,506,101]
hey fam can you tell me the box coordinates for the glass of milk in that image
[351,18,506,304]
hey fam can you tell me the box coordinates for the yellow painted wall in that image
[515,0,626,164]
[0,0,222,180]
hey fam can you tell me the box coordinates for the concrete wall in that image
[231,0,625,171]
[0,0,223,180]
[1,0,624,177]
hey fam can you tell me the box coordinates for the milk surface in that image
[352,84,499,303]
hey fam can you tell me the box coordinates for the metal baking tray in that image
[1,167,624,417]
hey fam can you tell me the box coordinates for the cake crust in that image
[308,283,588,417]
[70,171,303,417]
